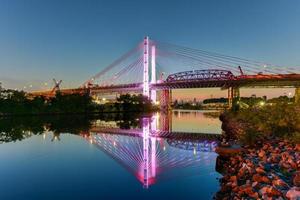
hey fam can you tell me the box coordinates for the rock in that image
[293,171,300,187]
[229,176,237,182]
[237,167,246,177]
[272,178,288,188]
[232,186,239,193]
[295,144,300,152]
[259,186,269,196]
[263,144,269,150]
[248,192,259,199]
[239,184,253,194]
[282,162,291,169]
[252,181,259,188]
[268,186,282,197]
[215,146,243,157]
[256,166,266,174]
[253,174,271,184]
[258,150,266,158]
[215,137,299,199]
[286,187,300,200]
[259,186,282,197]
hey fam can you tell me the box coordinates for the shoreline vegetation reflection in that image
[0,113,144,144]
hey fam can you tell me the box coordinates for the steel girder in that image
[166,69,235,82]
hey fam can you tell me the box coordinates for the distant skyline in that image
[0,0,299,99]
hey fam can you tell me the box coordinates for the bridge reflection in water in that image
[81,113,219,188]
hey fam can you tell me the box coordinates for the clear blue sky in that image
[0,0,300,97]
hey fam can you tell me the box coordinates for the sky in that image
[0,0,300,100]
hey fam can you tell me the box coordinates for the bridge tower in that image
[150,45,157,102]
[295,87,300,104]
[143,37,150,98]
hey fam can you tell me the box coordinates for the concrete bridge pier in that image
[295,87,300,104]
[228,87,240,108]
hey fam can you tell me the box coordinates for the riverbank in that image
[0,89,158,116]
[215,138,300,199]
[215,105,300,199]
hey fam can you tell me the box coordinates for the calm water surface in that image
[0,111,222,200]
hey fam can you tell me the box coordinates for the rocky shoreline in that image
[215,114,300,200]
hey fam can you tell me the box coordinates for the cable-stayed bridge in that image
[31,37,300,107]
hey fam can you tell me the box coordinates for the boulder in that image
[295,144,300,152]
[272,178,288,188]
[253,174,271,184]
[256,167,266,174]
[293,171,300,187]
[286,187,300,200]
[258,150,266,158]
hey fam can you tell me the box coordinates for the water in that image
[0,111,222,200]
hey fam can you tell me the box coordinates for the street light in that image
[259,101,265,106]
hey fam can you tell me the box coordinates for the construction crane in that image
[51,79,62,94]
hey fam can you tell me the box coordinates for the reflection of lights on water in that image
[54,136,58,141]
[113,141,117,146]
[89,139,93,144]
[43,133,46,140]
[193,147,197,155]
[163,146,166,151]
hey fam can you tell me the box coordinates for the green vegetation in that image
[0,88,156,115]
[203,97,227,104]
[98,94,155,113]
[0,89,95,115]
[225,102,300,145]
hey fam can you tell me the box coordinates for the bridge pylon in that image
[150,45,157,103]
[143,36,150,98]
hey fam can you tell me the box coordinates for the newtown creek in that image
[0,110,222,200]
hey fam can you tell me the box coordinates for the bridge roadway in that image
[30,73,300,97]
[88,73,300,95]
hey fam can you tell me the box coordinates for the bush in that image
[226,102,300,144]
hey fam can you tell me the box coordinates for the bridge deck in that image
[29,73,300,97]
